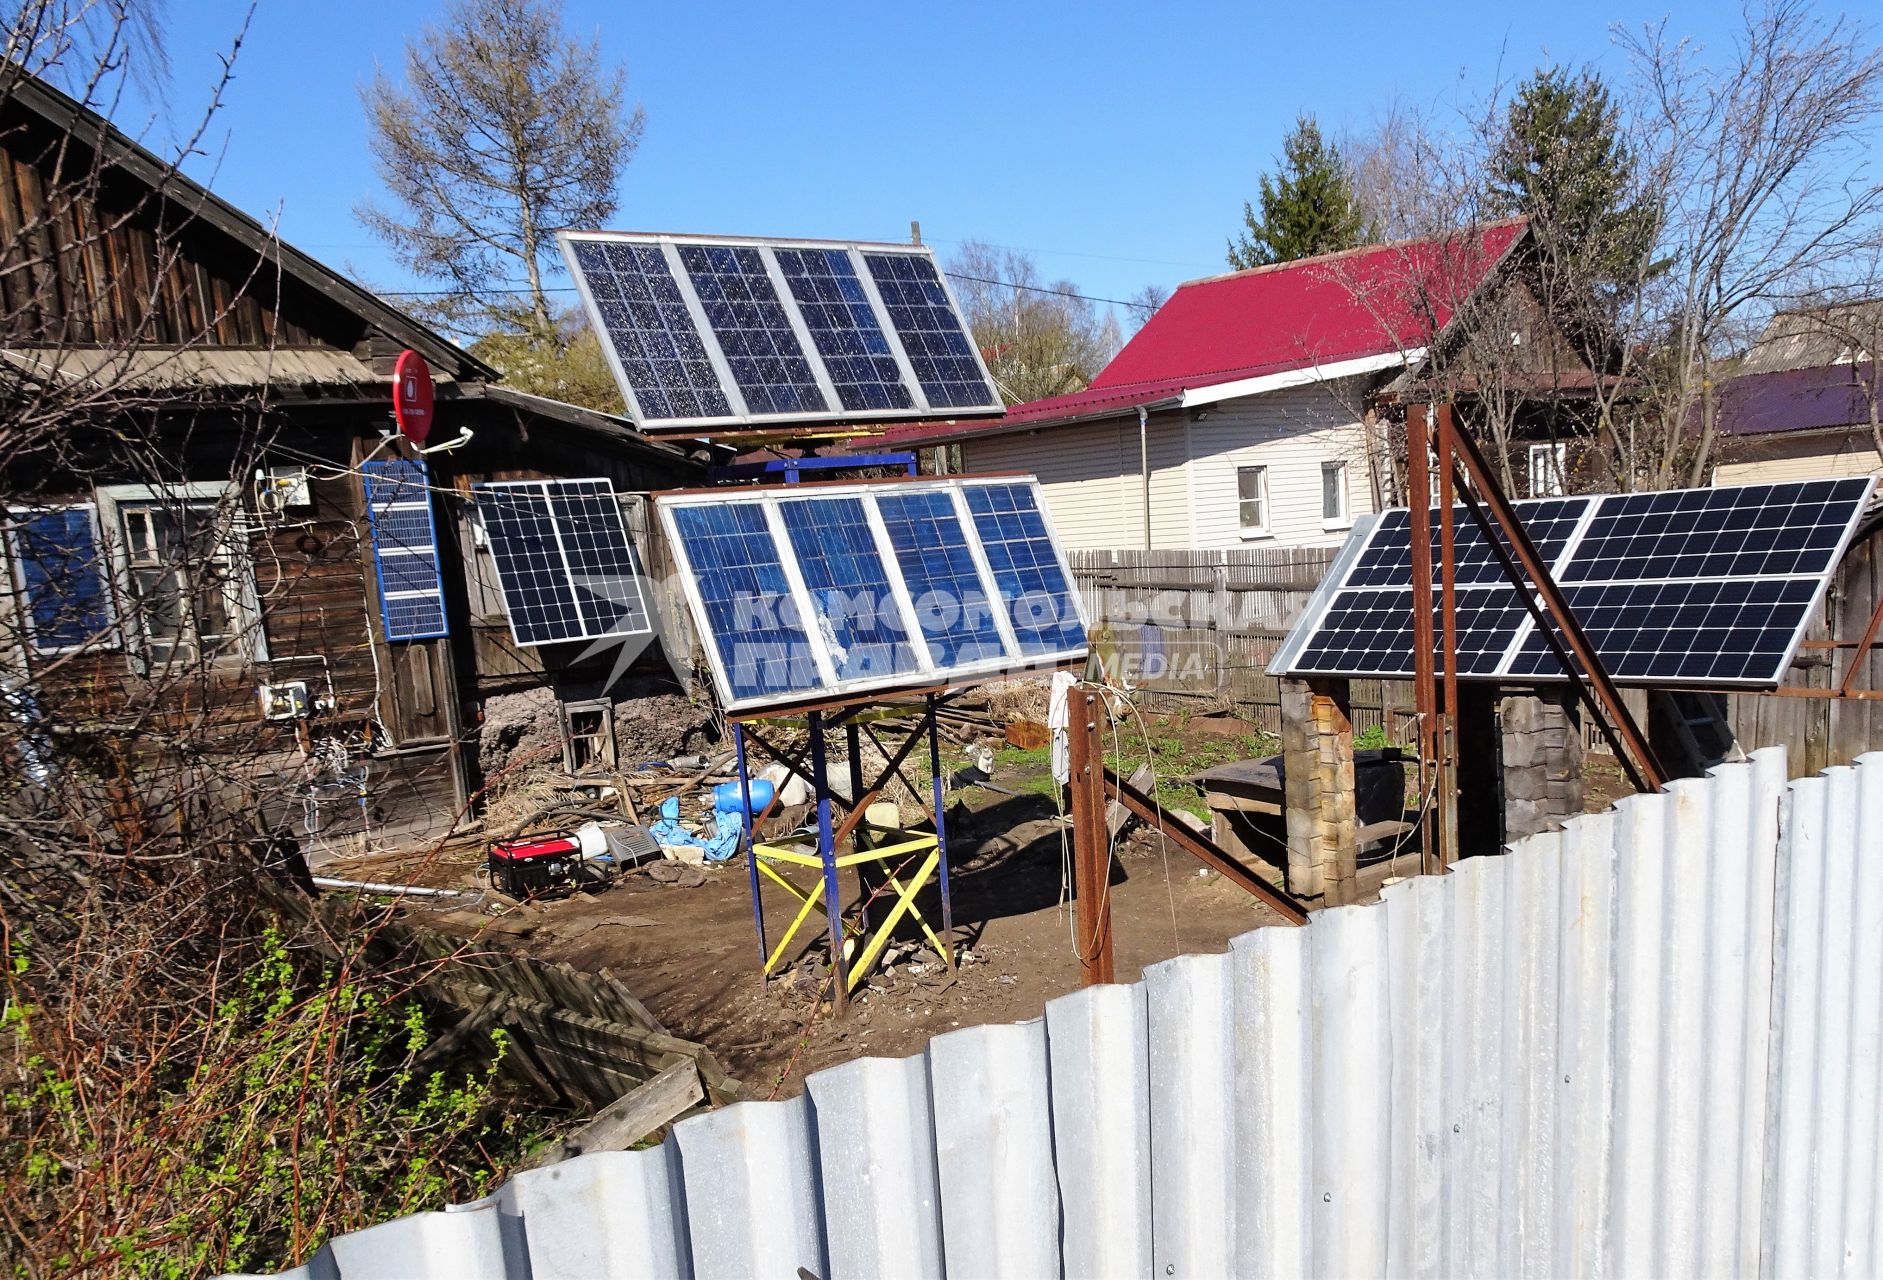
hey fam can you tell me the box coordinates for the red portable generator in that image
[487,835,582,897]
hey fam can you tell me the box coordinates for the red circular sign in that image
[392,349,434,445]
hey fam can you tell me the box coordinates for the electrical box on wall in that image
[258,680,310,721]
[255,466,312,513]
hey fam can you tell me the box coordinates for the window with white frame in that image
[95,484,265,667]
[1321,460,1350,525]
[1237,465,1269,535]
[1528,442,1567,497]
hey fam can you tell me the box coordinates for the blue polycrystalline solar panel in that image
[658,479,1086,712]
[678,245,828,417]
[1272,478,1876,687]
[361,460,449,641]
[566,240,731,421]
[669,503,820,700]
[876,489,1006,667]
[473,480,654,647]
[774,248,914,413]
[777,497,919,680]
[10,505,113,652]
[863,253,1001,410]
[964,482,1086,655]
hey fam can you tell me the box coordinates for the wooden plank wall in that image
[1067,546,1419,740]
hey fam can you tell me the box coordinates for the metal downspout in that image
[1139,405,1151,550]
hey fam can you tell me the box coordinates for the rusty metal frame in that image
[1434,406,1666,794]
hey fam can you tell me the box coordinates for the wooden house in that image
[0,72,710,857]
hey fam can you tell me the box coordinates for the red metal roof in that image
[869,220,1526,450]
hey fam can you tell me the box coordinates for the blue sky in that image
[146,0,1755,323]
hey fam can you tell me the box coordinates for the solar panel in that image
[563,240,732,423]
[360,460,450,642]
[862,253,1002,410]
[774,247,914,413]
[560,232,1003,433]
[1270,478,1875,688]
[472,479,654,648]
[659,477,1087,713]
[677,244,829,417]
[8,504,115,653]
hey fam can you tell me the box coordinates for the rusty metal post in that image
[1066,684,1114,985]
[1444,424,1666,792]
[1406,403,1441,871]
[1435,407,1463,864]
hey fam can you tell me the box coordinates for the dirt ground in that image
[396,712,1293,1099]
[357,712,1632,1101]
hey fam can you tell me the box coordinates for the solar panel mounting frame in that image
[471,478,657,649]
[1268,477,1878,689]
[657,475,1089,714]
[558,231,1005,434]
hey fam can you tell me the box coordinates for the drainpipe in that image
[1139,404,1152,550]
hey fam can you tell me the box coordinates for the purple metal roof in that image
[1716,362,1880,437]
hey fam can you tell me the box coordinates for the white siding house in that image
[875,222,1530,555]
[965,379,1378,551]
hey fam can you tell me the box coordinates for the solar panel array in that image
[1272,478,1875,688]
[360,460,450,642]
[560,232,1004,432]
[472,479,654,648]
[658,478,1088,712]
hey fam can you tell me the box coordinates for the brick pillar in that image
[1281,677,1357,905]
[1500,687,1584,842]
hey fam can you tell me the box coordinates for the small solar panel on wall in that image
[360,460,450,641]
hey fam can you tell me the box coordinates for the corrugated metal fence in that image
[241,746,1883,1279]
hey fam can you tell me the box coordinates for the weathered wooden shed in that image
[0,71,712,854]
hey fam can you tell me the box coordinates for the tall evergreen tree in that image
[1228,115,1373,269]
[1486,67,1659,301]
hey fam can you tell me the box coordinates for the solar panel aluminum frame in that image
[1269,477,1879,689]
[557,231,1006,434]
[472,479,657,649]
[656,476,1090,714]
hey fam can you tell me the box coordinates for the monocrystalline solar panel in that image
[361,460,450,642]
[862,252,1003,410]
[473,479,654,648]
[560,232,1003,432]
[774,247,914,413]
[659,477,1087,713]
[1270,478,1875,688]
[677,244,829,417]
[564,240,732,422]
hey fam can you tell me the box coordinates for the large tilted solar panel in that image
[658,477,1088,712]
[471,479,654,647]
[1271,477,1876,688]
[360,460,450,641]
[559,231,1004,432]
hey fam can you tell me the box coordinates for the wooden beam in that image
[524,1059,704,1169]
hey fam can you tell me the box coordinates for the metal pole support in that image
[1067,685,1115,985]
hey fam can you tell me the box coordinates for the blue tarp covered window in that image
[9,505,115,653]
